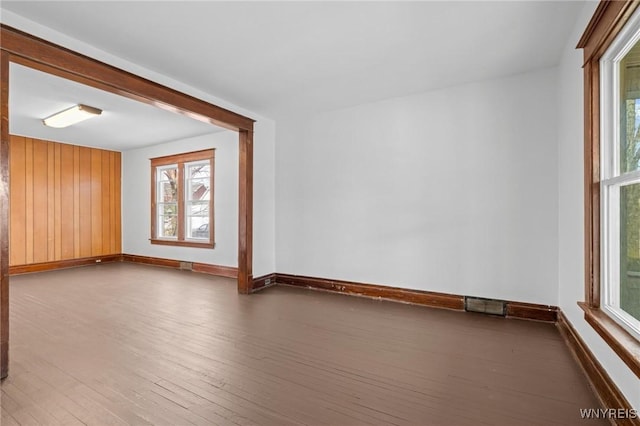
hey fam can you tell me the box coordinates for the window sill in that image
[150,239,215,249]
[578,301,640,378]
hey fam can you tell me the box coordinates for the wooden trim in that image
[274,273,559,322]
[0,49,9,380]
[1,26,255,132]
[579,302,640,378]
[9,255,121,275]
[238,130,253,294]
[150,149,214,167]
[557,310,640,425]
[276,274,465,311]
[252,273,276,293]
[150,165,157,241]
[149,239,215,249]
[122,253,238,278]
[121,254,180,269]
[585,58,602,309]
[177,163,185,241]
[192,262,237,279]
[577,1,611,49]
[506,301,558,322]
[578,1,640,64]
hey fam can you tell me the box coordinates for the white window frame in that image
[600,7,640,342]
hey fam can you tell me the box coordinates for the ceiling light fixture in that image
[42,104,102,128]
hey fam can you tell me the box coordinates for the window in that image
[579,1,640,378]
[601,22,640,341]
[151,149,215,248]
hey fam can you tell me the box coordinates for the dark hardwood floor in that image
[1,263,604,425]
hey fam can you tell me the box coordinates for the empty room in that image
[0,1,639,425]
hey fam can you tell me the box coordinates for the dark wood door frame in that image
[0,25,256,379]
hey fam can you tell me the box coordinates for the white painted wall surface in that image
[253,119,277,276]
[122,132,238,266]
[1,11,277,276]
[557,1,640,409]
[276,68,559,305]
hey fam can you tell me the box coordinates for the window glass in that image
[620,42,640,173]
[151,151,214,246]
[185,162,210,240]
[157,166,178,238]
[621,183,640,321]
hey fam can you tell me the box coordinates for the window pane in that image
[158,215,178,238]
[188,179,210,201]
[620,41,640,173]
[620,183,640,321]
[188,163,210,179]
[187,201,208,216]
[157,167,178,202]
[158,181,177,202]
[187,216,209,239]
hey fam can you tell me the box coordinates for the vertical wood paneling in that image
[47,143,55,261]
[101,151,110,255]
[90,149,102,256]
[9,136,121,266]
[60,144,74,260]
[9,136,25,266]
[53,143,62,260]
[73,146,80,259]
[32,139,48,263]
[24,139,33,264]
[115,152,122,253]
[109,151,116,254]
[78,146,92,258]
[9,137,25,266]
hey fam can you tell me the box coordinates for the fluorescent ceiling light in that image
[43,104,102,128]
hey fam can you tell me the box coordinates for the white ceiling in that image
[9,63,222,151]
[1,1,587,118]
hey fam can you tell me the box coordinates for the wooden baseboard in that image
[121,254,180,268]
[557,311,639,425]
[9,255,122,275]
[252,273,276,292]
[506,301,558,322]
[274,273,558,322]
[192,262,238,279]
[276,273,465,310]
[9,253,239,280]
[122,254,238,279]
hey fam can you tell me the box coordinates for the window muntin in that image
[601,22,640,341]
[150,150,214,248]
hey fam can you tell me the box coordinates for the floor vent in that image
[179,262,193,271]
[465,297,506,316]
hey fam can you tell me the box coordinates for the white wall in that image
[276,68,559,305]
[122,132,238,266]
[253,119,277,276]
[558,1,640,409]
[1,10,277,276]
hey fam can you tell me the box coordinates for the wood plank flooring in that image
[1,263,604,425]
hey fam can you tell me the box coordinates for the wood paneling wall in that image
[9,135,121,266]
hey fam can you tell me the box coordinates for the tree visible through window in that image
[151,149,214,248]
